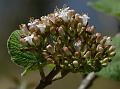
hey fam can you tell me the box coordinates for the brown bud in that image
[96,33,102,38]
[100,38,106,44]
[50,26,56,34]
[64,60,68,64]
[81,27,86,30]
[55,17,63,25]
[97,44,104,53]
[109,52,116,57]
[60,64,64,68]
[108,46,115,52]
[90,26,95,33]
[20,38,26,44]
[47,58,54,63]
[63,47,72,56]
[101,63,107,66]
[74,52,81,57]
[77,23,82,32]
[42,51,49,59]
[68,10,75,17]
[70,17,74,23]
[75,13,81,22]
[33,36,40,46]
[73,60,79,67]
[86,26,95,33]
[101,57,110,66]
[48,19,54,25]
[96,33,102,43]
[20,24,29,35]
[86,26,91,32]
[98,47,104,53]
[84,51,91,58]
[46,44,54,54]
[105,37,111,45]
[74,40,82,51]
[58,26,65,36]
[91,44,96,49]
[95,52,101,59]
[68,64,73,69]
[63,47,68,51]
[91,34,97,41]
[29,26,37,33]
[78,27,85,35]
[101,58,109,64]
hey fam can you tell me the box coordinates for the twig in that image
[35,65,61,89]
[52,69,70,81]
[39,68,45,80]
[78,72,96,89]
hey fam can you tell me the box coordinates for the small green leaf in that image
[7,30,46,75]
[98,34,120,81]
[47,64,55,71]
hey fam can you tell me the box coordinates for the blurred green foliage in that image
[88,0,120,20]
[98,34,120,81]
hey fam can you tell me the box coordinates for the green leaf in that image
[7,30,45,75]
[98,62,120,81]
[47,64,55,71]
[111,34,120,62]
[88,0,120,20]
[97,34,120,81]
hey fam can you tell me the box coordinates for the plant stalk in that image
[35,65,61,89]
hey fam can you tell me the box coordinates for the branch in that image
[78,72,96,89]
[35,65,61,89]
[52,69,70,81]
[39,68,45,80]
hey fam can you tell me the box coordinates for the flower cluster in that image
[19,7,115,73]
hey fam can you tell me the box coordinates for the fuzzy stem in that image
[52,69,70,81]
[35,65,61,89]
[39,68,45,80]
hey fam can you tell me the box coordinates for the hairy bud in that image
[73,60,79,67]
[46,44,54,54]
[18,6,116,73]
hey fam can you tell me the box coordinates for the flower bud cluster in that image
[19,7,115,73]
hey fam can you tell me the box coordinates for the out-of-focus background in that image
[0,0,120,89]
